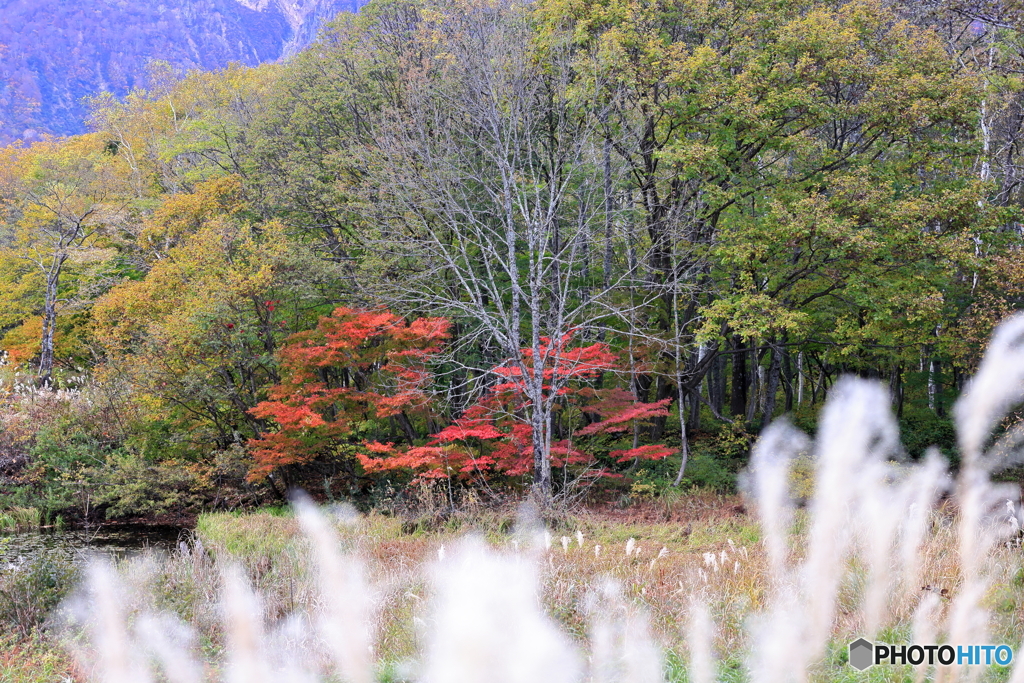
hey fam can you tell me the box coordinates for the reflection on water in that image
[0,526,185,565]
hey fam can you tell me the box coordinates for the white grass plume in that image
[222,564,272,683]
[134,613,203,683]
[746,588,804,683]
[801,378,898,658]
[910,593,941,683]
[294,497,374,683]
[685,599,715,683]
[86,562,151,683]
[588,579,661,683]
[898,449,948,597]
[955,313,1024,462]
[746,420,806,583]
[423,537,579,683]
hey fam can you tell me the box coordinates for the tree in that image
[357,332,675,490]
[91,180,342,462]
[246,307,451,483]
[87,62,280,199]
[251,311,674,493]
[0,135,125,383]
[361,0,655,501]
[542,0,984,426]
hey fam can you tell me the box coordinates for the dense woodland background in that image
[0,0,1020,520]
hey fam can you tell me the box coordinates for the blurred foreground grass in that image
[2,492,1022,681]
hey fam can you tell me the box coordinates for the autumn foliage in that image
[251,315,676,485]
[357,334,675,480]
[247,308,449,481]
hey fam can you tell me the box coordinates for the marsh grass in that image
[0,507,41,532]
[0,548,79,637]
[48,492,1019,682]
[0,632,77,683]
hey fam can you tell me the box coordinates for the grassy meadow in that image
[3,487,1022,682]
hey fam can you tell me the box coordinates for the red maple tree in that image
[250,314,676,486]
[357,332,676,482]
[246,307,449,481]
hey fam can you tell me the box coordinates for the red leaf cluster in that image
[246,308,449,481]
[249,314,678,485]
[356,332,676,482]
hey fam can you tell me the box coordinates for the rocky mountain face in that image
[234,0,365,54]
[0,0,364,144]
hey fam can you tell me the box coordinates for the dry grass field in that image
[37,486,1020,683]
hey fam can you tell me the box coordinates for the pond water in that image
[0,526,186,566]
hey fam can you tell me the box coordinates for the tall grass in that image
[60,316,1024,681]
[0,506,41,531]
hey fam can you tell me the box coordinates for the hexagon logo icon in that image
[849,638,874,670]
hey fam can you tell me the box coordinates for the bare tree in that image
[363,0,656,501]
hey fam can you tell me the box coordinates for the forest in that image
[0,0,1019,523]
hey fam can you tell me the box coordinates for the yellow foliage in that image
[141,174,244,256]
[93,217,286,355]
[2,315,89,368]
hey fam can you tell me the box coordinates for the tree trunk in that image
[745,348,760,425]
[634,372,653,403]
[797,351,805,405]
[730,336,747,418]
[689,345,704,430]
[672,370,690,487]
[813,358,827,404]
[762,345,782,429]
[782,347,793,412]
[38,269,61,386]
[689,384,701,431]
[531,406,552,503]
[602,131,613,291]
[928,357,943,416]
[890,366,905,419]
[396,411,418,445]
[650,375,672,440]
[709,353,724,416]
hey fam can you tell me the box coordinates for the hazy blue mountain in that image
[0,0,364,143]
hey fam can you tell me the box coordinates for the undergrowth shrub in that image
[0,371,272,521]
[0,549,78,636]
[0,631,77,682]
[899,407,957,462]
[676,451,736,492]
[0,506,41,531]
[88,453,208,519]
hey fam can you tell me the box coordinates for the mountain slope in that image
[0,0,364,143]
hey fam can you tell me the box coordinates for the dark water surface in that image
[0,526,186,565]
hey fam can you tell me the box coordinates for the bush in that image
[899,408,957,462]
[677,451,736,491]
[0,549,79,636]
[88,452,208,519]
[0,631,76,682]
[0,507,41,531]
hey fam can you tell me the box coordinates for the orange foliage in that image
[358,332,676,482]
[246,308,450,481]
[2,314,88,368]
[2,316,42,366]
